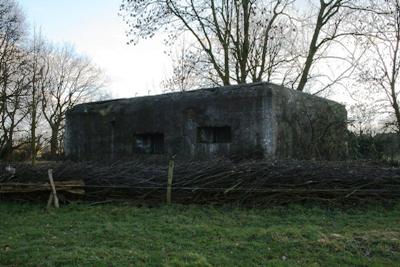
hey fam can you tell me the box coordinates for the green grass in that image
[0,203,399,266]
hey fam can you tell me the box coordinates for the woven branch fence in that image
[1,159,400,205]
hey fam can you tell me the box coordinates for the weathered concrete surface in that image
[270,84,347,160]
[65,82,347,160]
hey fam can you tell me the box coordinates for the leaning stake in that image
[166,159,175,204]
[48,169,59,208]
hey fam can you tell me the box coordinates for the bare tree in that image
[357,0,400,133]
[120,0,294,86]
[295,0,362,92]
[0,47,30,159]
[0,1,108,161]
[25,30,51,165]
[0,0,28,160]
[122,0,366,95]
[162,39,201,92]
[239,0,296,83]
[41,44,106,157]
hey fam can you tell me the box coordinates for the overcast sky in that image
[18,0,171,98]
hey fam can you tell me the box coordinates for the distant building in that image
[65,82,347,160]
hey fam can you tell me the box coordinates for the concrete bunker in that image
[65,82,347,160]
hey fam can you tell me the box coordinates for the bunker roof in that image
[69,82,344,114]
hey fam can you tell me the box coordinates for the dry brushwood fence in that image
[1,158,400,206]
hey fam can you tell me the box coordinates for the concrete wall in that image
[66,83,274,160]
[270,84,347,160]
[65,82,347,160]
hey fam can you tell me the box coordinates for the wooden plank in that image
[0,180,85,194]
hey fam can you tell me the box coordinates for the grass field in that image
[0,203,399,266]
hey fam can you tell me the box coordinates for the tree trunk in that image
[392,96,400,133]
[31,111,36,165]
[0,138,13,160]
[31,74,37,166]
[50,127,59,158]
[296,3,326,92]
[239,0,250,84]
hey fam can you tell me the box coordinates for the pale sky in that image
[18,0,171,98]
[18,0,331,100]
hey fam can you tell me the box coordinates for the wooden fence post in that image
[47,169,59,208]
[166,159,175,204]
